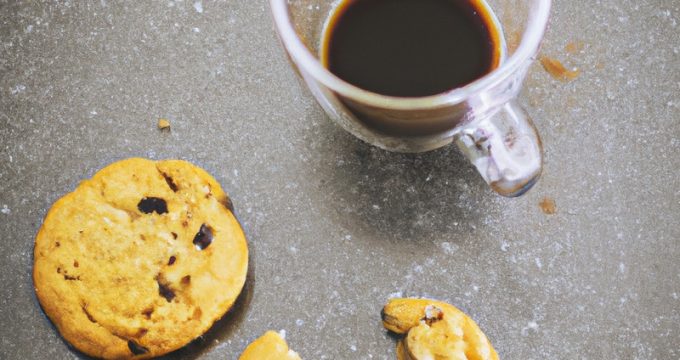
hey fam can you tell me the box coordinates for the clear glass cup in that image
[270,0,550,197]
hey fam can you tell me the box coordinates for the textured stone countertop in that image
[1,0,678,359]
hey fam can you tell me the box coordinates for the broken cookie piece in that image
[239,331,302,360]
[382,298,498,360]
[157,118,171,130]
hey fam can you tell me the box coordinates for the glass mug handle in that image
[455,100,542,197]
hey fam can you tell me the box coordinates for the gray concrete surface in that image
[1,0,679,359]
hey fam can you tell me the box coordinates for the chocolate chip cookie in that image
[33,158,248,359]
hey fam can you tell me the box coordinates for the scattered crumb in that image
[564,41,584,54]
[540,56,580,82]
[1,205,10,215]
[539,197,556,215]
[157,118,171,130]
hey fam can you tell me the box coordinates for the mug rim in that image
[270,0,551,111]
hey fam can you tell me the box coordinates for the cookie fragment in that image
[239,331,302,360]
[382,298,498,360]
[157,118,171,130]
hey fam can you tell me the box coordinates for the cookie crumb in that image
[539,197,556,215]
[539,56,580,82]
[158,118,171,130]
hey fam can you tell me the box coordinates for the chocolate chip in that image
[137,197,168,214]
[192,224,213,250]
[128,340,149,355]
[157,279,175,302]
[181,275,191,285]
[64,274,80,281]
[171,232,178,239]
[168,256,176,265]
[73,260,79,268]
[161,172,179,192]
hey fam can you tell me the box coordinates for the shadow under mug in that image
[271,0,550,197]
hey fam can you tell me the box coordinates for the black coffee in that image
[322,0,500,97]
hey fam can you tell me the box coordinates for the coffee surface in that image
[323,0,500,97]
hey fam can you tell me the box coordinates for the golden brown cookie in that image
[382,298,498,360]
[33,158,248,359]
[238,331,302,360]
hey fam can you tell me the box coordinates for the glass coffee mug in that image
[270,0,550,197]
